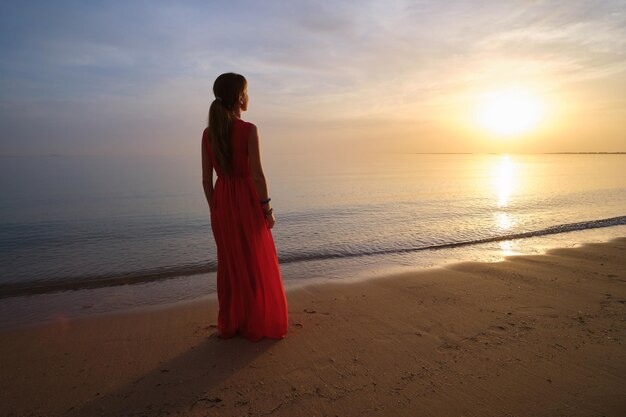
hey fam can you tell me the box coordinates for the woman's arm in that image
[248,125,275,228]
[248,125,268,200]
[201,133,214,211]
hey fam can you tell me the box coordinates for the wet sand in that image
[1,237,625,417]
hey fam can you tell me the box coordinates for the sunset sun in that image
[477,88,544,136]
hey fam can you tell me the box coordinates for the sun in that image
[476,88,544,136]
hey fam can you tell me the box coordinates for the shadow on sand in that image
[67,332,279,416]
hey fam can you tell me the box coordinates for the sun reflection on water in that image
[494,155,515,208]
[495,211,514,231]
[498,240,517,257]
[492,155,518,257]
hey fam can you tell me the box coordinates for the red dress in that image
[202,118,288,341]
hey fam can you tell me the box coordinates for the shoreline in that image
[1,224,625,331]
[1,237,625,416]
[2,216,625,301]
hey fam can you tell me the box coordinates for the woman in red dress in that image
[201,73,288,341]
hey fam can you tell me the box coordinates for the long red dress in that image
[202,118,288,341]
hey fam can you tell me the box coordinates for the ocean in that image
[1,153,625,327]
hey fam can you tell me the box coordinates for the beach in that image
[2,1,625,416]
[1,237,625,417]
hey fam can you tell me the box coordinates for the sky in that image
[1,0,625,156]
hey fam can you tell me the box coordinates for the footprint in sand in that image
[515,306,559,318]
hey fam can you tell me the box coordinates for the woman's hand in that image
[264,207,275,229]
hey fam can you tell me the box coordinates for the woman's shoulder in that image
[235,119,257,142]
[236,118,257,130]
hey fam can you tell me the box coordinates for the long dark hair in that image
[208,73,247,174]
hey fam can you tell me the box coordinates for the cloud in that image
[1,0,624,155]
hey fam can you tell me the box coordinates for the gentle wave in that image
[1,215,624,299]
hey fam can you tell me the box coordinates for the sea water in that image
[1,153,625,327]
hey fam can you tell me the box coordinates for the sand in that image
[1,237,625,417]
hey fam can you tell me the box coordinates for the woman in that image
[201,73,288,342]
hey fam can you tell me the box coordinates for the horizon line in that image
[1,151,625,157]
